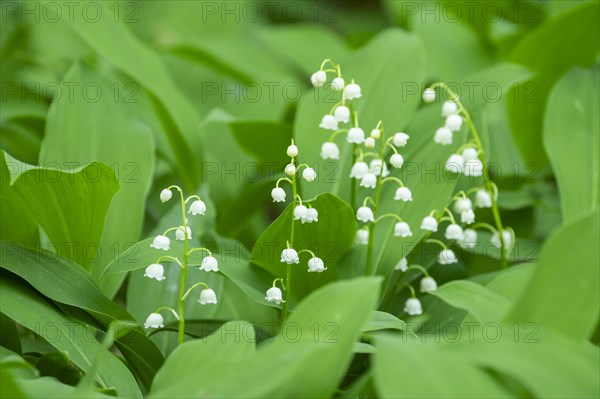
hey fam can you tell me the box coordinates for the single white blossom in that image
[347,127,365,144]
[420,276,438,293]
[392,132,410,147]
[445,224,465,241]
[394,187,413,202]
[287,144,298,157]
[199,288,217,305]
[360,173,377,189]
[285,163,296,176]
[438,249,458,265]
[461,147,478,162]
[160,189,172,203]
[302,167,317,182]
[311,70,327,87]
[320,142,340,160]
[307,257,326,273]
[188,200,206,215]
[434,127,453,145]
[404,298,423,315]
[319,114,339,130]
[491,229,514,250]
[364,137,376,148]
[422,88,436,103]
[394,222,412,238]
[445,154,464,174]
[331,77,345,91]
[356,206,375,223]
[305,208,318,223]
[475,189,492,208]
[442,101,458,117]
[390,153,404,169]
[445,114,463,132]
[460,229,478,249]
[175,226,192,241]
[265,287,284,304]
[350,161,369,179]
[271,187,286,202]
[395,257,408,271]
[370,159,389,177]
[344,83,362,100]
[355,229,369,244]
[293,205,308,221]
[200,256,219,272]
[151,235,170,251]
[144,313,164,329]
[464,159,483,177]
[370,128,381,139]
[334,105,350,123]
[281,248,300,264]
[421,216,438,232]
[461,209,475,225]
[144,263,166,281]
[454,197,473,213]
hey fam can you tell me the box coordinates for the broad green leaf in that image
[0,277,141,398]
[0,312,22,354]
[373,334,511,398]
[34,352,81,386]
[229,120,292,165]
[507,1,600,166]
[364,311,407,332]
[509,210,600,341]
[251,193,356,301]
[430,280,512,324]
[0,152,118,270]
[543,67,599,222]
[0,242,164,389]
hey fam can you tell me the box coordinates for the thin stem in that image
[176,187,188,346]
[155,256,182,268]
[407,264,430,276]
[382,176,404,187]
[385,143,398,154]
[297,249,316,258]
[328,129,348,142]
[281,172,297,325]
[187,247,212,257]
[425,238,447,250]
[443,208,456,224]
[182,282,209,301]
[366,125,386,276]
[363,196,376,207]
[471,222,498,234]
[161,226,179,236]
[272,278,285,289]
[375,213,403,223]
[184,194,201,204]
[406,284,416,298]
[155,306,179,320]
[276,177,293,188]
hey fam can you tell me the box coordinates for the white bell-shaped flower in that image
[370,129,381,139]
[434,127,453,145]
[370,159,389,177]
[356,206,375,223]
[445,224,464,241]
[392,132,410,147]
[311,70,327,87]
[144,263,166,281]
[390,154,404,169]
[420,216,438,232]
[454,197,473,213]
[280,248,300,264]
[491,229,514,250]
[271,187,286,202]
[395,257,408,271]
[360,173,377,189]
[265,287,284,304]
[175,226,192,241]
[334,105,350,123]
[441,101,458,117]
[364,137,376,148]
[344,83,362,100]
[460,229,478,249]
[475,189,492,208]
[285,163,296,176]
[305,208,318,223]
[394,187,413,202]
[350,161,369,179]
[404,298,423,315]
[347,127,365,144]
[461,209,475,225]
[302,167,317,182]
[320,142,340,160]
[160,189,172,203]
[420,276,438,293]
[199,288,217,305]
[464,160,483,176]
[200,256,219,272]
[438,249,458,265]
[319,114,339,130]
[188,200,206,215]
[394,222,412,238]
[307,257,326,273]
[422,88,436,103]
[355,229,369,244]
[445,114,463,131]
[150,235,170,251]
[293,205,308,221]
[445,154,464,174]
[461,147,478,162]
[331,77,345,91]
[287,144,298,157]
[144,313,164,329]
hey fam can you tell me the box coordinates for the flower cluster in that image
[144,186,217,343]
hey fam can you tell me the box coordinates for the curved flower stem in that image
[471,222,498,234]
[382,176,405,187]
[297,249,316,258]
[429,82,508,269]
[182,282,210,301]
[425,238,447,250]
[155,256,183,268]
[443,208,457,224]
[366,124,386,276]
[161,227,179,236]
[328,129,348,142]
[375,213,403,224]
[155,306,179,320]
[406,284,417,298]
[184,194,201,204]
[272,278,286,289]
[187,247,212,257]
[407,264,430,277]
[275,177,293,188]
